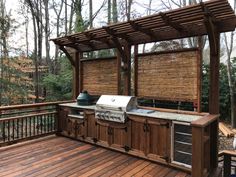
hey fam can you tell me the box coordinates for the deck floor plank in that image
[0,135,190,177]
[1,142,88,176]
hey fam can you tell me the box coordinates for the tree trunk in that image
[126,0,132,21]
[68,1,74,34]
[112,0,118,23]
[75,0,84,32]
[27,0,39,103]
[52,0,63,74]
[108,0,111,24]
[44,0,51,73]
[143,0,152,52]
[89,0,93,28]
[64,0,68,35]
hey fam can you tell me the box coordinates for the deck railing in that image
[219,150,236,177]
[0,101,71,147]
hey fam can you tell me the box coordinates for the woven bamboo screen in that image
[81,58,118,95]
[137,49,200,102]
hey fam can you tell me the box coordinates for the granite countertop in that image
[59,102,96,110]
[127,109,203,122]
[59,103,202,122]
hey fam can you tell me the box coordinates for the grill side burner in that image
[95,95,137,123]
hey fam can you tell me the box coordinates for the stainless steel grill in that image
[95,95,137,123]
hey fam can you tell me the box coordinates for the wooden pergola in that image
[52,0,236,176]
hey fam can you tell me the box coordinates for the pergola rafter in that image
[51,0,236,52]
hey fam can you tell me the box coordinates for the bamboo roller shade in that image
[137,50,200,102]
[81,58,118,95]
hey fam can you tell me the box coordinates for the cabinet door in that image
[66,118,76,138]
[85,111,97,142]
[58,107,69,135]
[96,120,109,147]
[74,118,86,140]
[146,119,171,162]
[109,121,130,151]
[129,115,147,156]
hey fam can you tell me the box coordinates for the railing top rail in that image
[0,111,57,122]
[219,150,236,157]
[0,100,74,111]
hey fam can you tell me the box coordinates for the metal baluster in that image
[8,120,10,142]
[12,119,15,140]
[50,113,53,132]
[44,115,46,133]
[51,113,56,131]
[21,118,24,138]
[33,116,36,136]
[2,121,5,142]
[17,119,19,139]
[0,122,2,143]
[46,114,49,133]
[37,116,39,135]
[25,117,28,137]
[29,116,31,137]
[40,115,43,134]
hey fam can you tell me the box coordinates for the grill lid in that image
[96,95,137,112]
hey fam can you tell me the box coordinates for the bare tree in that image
[126,0,132,21]
[108,0,111,24]
[52,0,63,73]
[64,0,68,35]
[25,0,40,102]
[143,0,152,52]
[43,0,51,72]
[112,0,118,23]
[68,0,75,34]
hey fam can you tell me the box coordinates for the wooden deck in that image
[0,135,190,177]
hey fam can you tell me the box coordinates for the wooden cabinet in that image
[129,116,147,156]
[96,120,109,146]
[129,115,171,161]
[146,119,171,162]
[58,106,172,163]
[66,118,76,137]
[58,107,88,140]
[58,107,69,135]
[95,119,130,150]
[85,110,97,142]
[67,116,86,140]
[109,121,131,150]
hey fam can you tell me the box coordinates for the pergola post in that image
[123,44,131,95]
[209,32,220,170]
[73,51,80,99]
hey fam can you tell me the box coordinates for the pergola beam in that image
[65,44,83,52]
[84,32,97,50]
[129,21,157,39]
[66,36,78,43]
[59,46,75,66]
[104,27,128,61]
[159,12,186,33]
